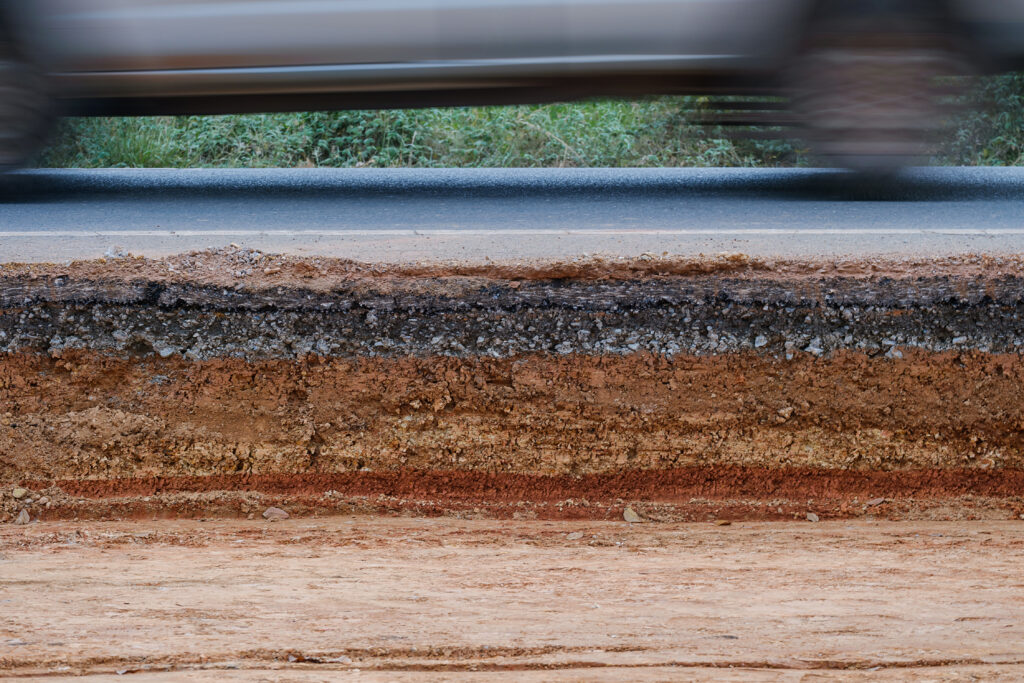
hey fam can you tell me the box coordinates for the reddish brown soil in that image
[4,347,1024,522]
[3,348,1023,481]
[12,466,1023,524]
[39,466,1024,501]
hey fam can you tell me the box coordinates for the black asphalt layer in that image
[1,167,1023,262]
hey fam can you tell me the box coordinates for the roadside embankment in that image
[3,250,1023,522]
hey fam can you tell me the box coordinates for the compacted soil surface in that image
[4,518,1024,681]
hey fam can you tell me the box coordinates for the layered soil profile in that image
[3,250,1024,522]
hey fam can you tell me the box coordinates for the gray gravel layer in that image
[1,274,1022,359]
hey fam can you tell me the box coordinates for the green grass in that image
[38,75,1024,168]
[39,97,804,169]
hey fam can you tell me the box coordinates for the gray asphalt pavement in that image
[2,167,1024,262]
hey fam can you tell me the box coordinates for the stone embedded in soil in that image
[14,509,30,525]
[807,513,820,523]
[566,532,584,541]
[262,507,289,521]
[623,508,643,523]
[11,488,26,499]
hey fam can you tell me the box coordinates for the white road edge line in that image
[0,229,1023,237]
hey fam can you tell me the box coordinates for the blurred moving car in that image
[2,0,1023,170]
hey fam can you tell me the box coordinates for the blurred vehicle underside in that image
[2,0,1024,170]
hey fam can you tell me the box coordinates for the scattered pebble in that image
[566,531,584,540]
[11,488,26,499]
[14,509,30,525]
[714,520,732,526]
[865,497,886,508]
[623,507,643,524]
[806,512,820,523]
[262,507,289,521]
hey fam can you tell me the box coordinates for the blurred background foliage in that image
[39,74,1024,168]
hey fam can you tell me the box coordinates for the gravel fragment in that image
[262,507,289,521]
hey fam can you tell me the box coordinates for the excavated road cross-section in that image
[3,249,1024,522]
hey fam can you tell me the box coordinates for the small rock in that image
[865,497,886,508]
[11,487,27,499]
[754,334,768,348]
[262,507,289,521]
[37,496,49,506]
[806,512,820,523]
[777,406,794,420]
[623,507,643,524]
[14,509,30,525]
[714,520,732,526]
[566,531,584,541]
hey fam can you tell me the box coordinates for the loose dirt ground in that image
[3,518,1024,680]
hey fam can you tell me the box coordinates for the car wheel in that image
[789,1,964,170]
[0,38,51,170]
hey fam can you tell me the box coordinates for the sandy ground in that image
[4,517,1024,680]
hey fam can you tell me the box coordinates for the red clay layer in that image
[29,466,1024,503]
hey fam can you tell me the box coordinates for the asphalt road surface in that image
[2,167,1024,262]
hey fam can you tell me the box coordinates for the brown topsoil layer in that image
[3,250,1023,290]
[4,346,1024,521]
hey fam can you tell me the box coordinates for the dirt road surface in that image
[4,517,1024,681]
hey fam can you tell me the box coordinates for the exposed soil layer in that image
[3,348,1024,521]
[3,251,1024,521]
[9,469,1024,524]
[5,518,1024,679]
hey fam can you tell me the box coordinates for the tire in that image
[0,22,51,171]
[788,1,964,170]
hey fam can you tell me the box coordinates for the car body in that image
[3,0,1024,166]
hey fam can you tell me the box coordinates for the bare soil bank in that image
[4,349,1024,522]
[3,251,1024,521]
